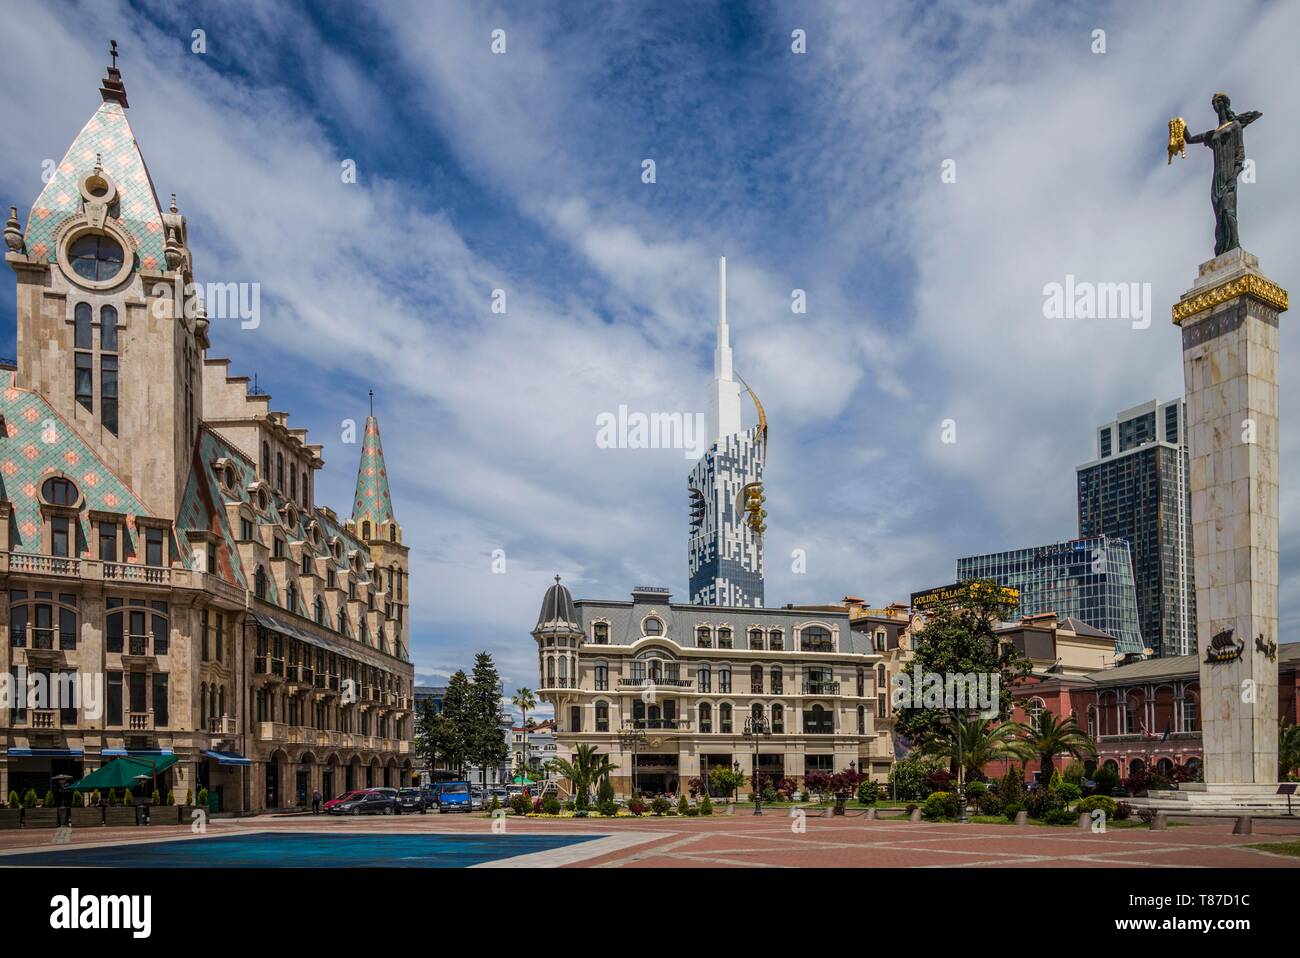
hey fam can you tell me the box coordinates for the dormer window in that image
[697,626,712,648]
[42,477,79,506]
[592,622,609,644]
[642,616,663,637]
[718,627,733,649]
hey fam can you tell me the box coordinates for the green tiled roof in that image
[23,100,165,271]
[0,371,152,555]
[351,415,394,529]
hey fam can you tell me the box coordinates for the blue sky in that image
[2,0,1298,720]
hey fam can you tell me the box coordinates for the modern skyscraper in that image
[1076,399,1196,657]
[688,258,767,607]
[955,536,1144,655]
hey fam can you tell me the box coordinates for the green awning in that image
[512,775,535,785]
[70,754,178,792]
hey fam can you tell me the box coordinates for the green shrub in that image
[1003,802,1024,821]
[683,805,700,816]
[1056,782,1082,805]
[197,788,209,808]
[1092,764,1119,796]
[997,767,1026,805]
[628,797,647,816]
[975,791,1003,816]
[699,793,713,816]
[922,791,957,820]
[151,788,161,805]
[890,754,948,801]
[43,789,55,808]
[676,795,690,816]
[1024,787,1063,819]
[1076,795,1118,818]
[651,796,671,816]
[184,789,193,806]
[598,800,619,817]
[164,790,176,806]
[965,781,988,797]
[22,789,38,809]
[1064,760,1086,785]
[541,796,561,815]
[489,795,501,812]
[6,790,18,810]
[509,794,532,816]
[856,779,880,805]
[598,777,615,805]
[106,788,118,807]
[1042,807,1077,826]
[1114,801,1133,821]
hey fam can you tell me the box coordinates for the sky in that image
[2,0,1298,721]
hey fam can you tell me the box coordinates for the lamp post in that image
[743,715,772,815]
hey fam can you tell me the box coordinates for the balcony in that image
[258,721,288,742]
[102,560,171,585]
[31,709,56,730]
[624,718,691,731]
[618,676,694,689]
[750,682,764,694]
[128,711,153,731]
[7,552,80,578]
[207,715,237,735]
[803,681,841,696]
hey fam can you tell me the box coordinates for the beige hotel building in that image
[533,580,883,797]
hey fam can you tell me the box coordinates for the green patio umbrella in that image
[70,754,177,792]
[512,774,535,785]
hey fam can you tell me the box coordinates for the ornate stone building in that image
[0,55,413,811]
[532,580,880,798]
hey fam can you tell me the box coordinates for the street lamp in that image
[743,715,772,815]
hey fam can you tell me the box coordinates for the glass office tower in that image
[956,536,1144,655]
[1076,399,1195,657]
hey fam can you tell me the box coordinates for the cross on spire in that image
[110,39,119,68]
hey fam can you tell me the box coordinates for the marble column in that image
[1174,249,1288,788]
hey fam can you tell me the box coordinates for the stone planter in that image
[105,806,138,827]
[71,806,105,827]
[22,808,58,828]
[1013,810,1028,826]
[0,809,24,829]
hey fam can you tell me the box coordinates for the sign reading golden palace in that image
[910,582,1020,613]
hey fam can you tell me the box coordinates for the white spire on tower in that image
[708,256,743,446]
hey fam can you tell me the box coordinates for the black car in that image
[328,789,397,816]
[396,788,427,814]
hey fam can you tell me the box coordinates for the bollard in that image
[1077,812,1091,830]
[1151,811,1168,831]
[822,806,835,819]
[865,807,877,821]
[725,803,734,816]
[909,807,922,823]
[1013,810,1028,826]
[1233,815,1253,835]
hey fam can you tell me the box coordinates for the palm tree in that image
[922,716,1031,778]
[1279,720,1300,780]
[551,743,616,805]
[510,688,536,776]
[1013,711,1096,784]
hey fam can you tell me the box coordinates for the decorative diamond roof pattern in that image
[351,416,394,529]
[1,370,153,556]
[23,100,165,271]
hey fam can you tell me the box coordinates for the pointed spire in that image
[708,255,743,445]
[352,399,395,531]
[100,39,129,108]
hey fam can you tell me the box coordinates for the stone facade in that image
[1175,249,1287,788]
[533,581,880,798]
[0,59,413,811]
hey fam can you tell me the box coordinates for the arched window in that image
[100,304,118,351]
[314,596,325,625]
[74,303,94,414]
[717,628,732,649]
[717,667,731,693]
[699,702,712,733]
[750,664,763,693]
[74,302,93,349]
[254,566,268,600]
[276,452,284,490]
[719,703,733,733]
[337,607,347,634]
[697,665,711,693]
[770,666,783,693]
[594,701,609,732]
[389,525,397,543]
[748,628,764,650]
[592,622,609,644]
[771,704,784,733]
[286,582,298,615]
[290,469,297,501]
[801,626,833,653]
[1027,697,1046,732]
[362,521,371,540]
[642,616,663,637]
[857,705,866,735]
[360,617,369,645]
[805,704,833,734]
[751,702,764,723]
[768,629,784,651]
[1181,690,1199,732]
[261,441,271,479]
[1124,693,1142,735]
[697,626,712,648]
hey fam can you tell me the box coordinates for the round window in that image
[68,233,125,283]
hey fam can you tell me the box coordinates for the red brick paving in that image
[2,810,1298,867]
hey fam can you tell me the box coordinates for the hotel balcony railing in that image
[625,718,691,731]
[618,676,693,689]
[801,641,835,654]
[286,665,301,683]
[750,682,764,694]
[543,679,577,688]
[803,681,841,696]
[771,684,784,694]
[102,561,171,585]
[258,721,288,742]
[129,711,153,731]
[31,709,56,729]
[1097,730,1201,743]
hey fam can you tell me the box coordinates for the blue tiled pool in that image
[0,831,600,868]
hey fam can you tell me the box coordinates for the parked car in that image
[396,788,427,814]
[323,790,368,813]
[328,789,396,816]
[435,781,473,813]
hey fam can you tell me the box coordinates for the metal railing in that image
[803,681,840,695]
